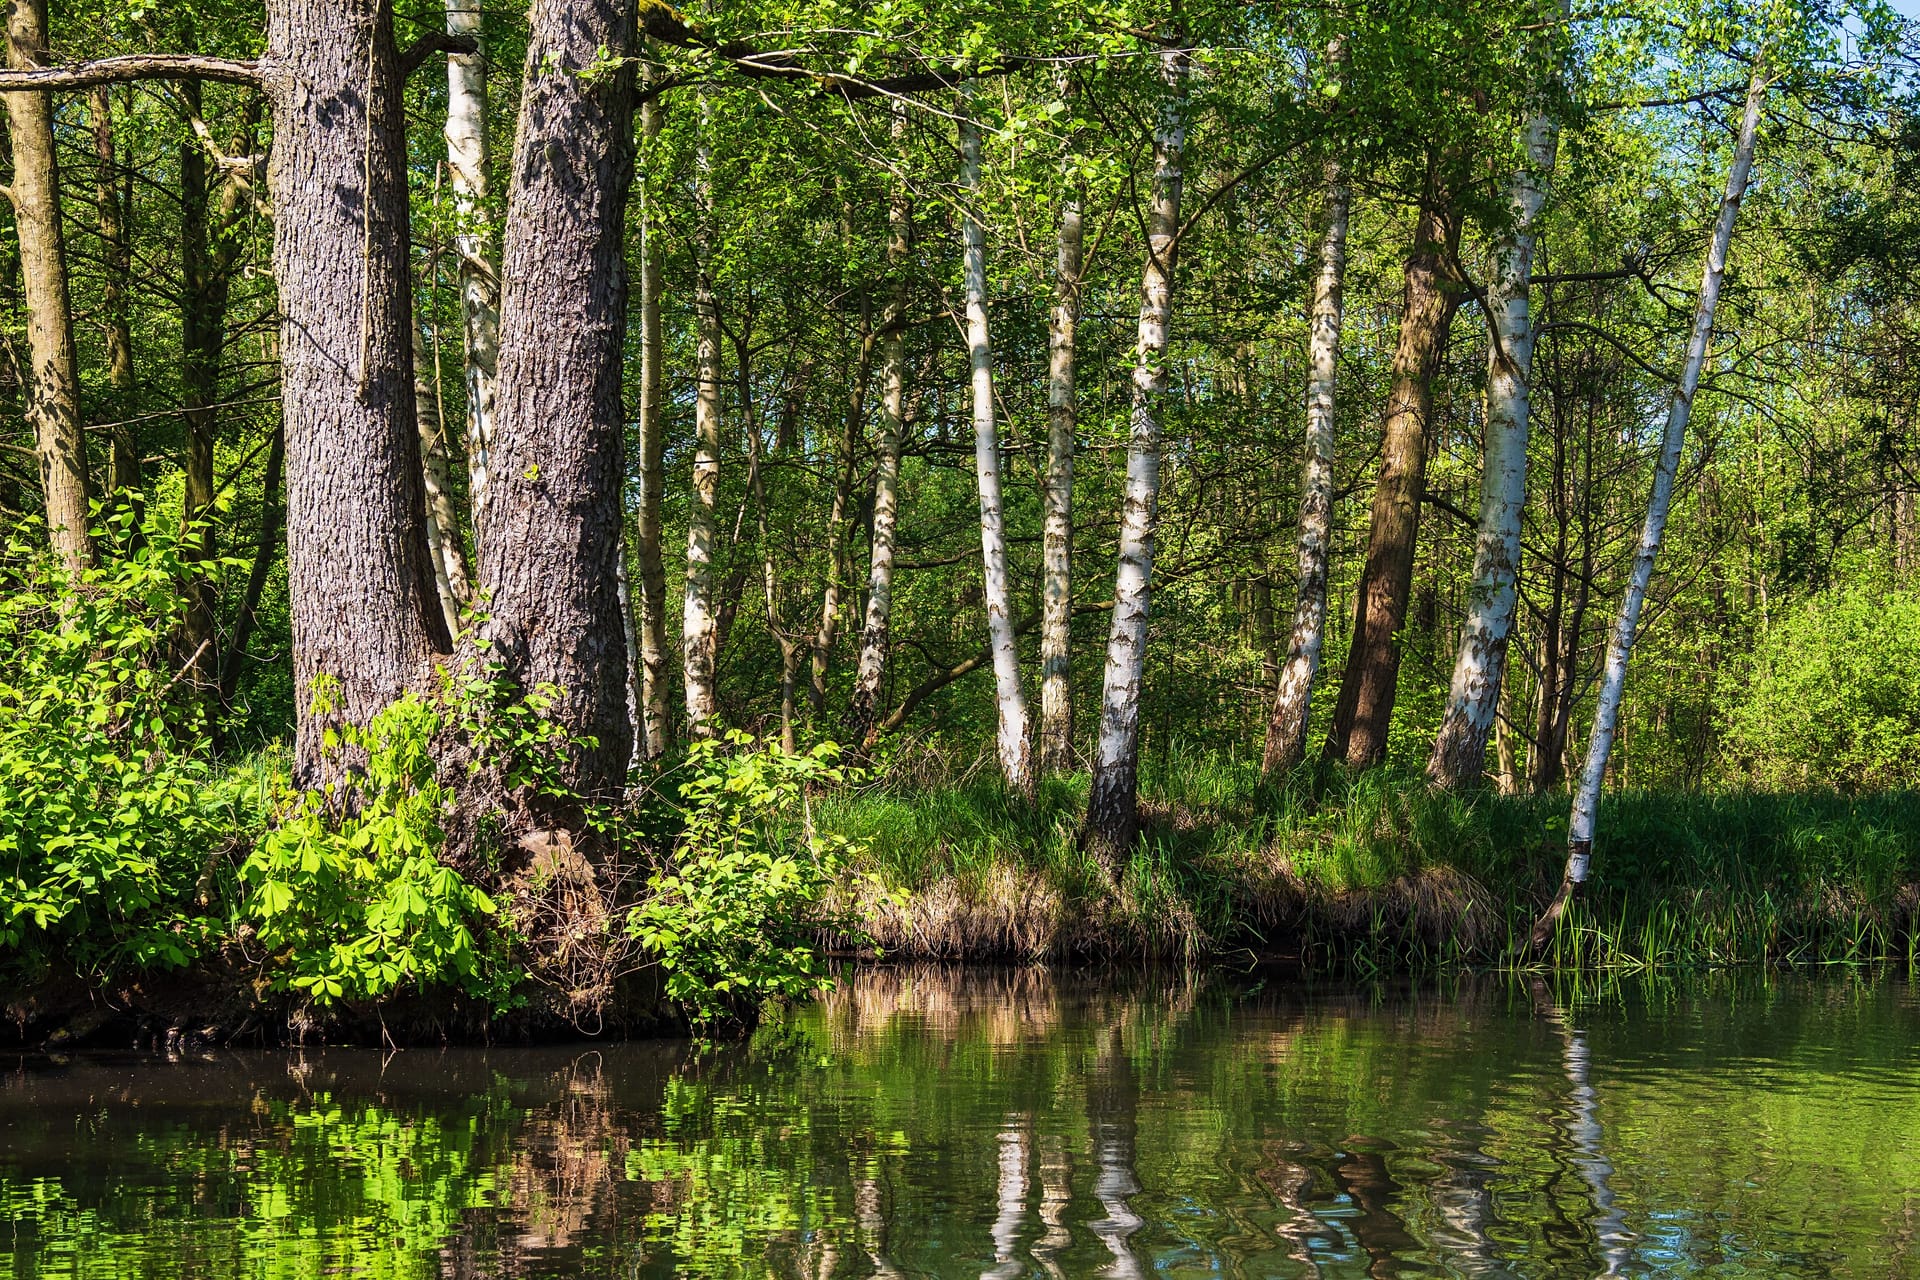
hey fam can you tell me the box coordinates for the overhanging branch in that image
[0,53,259,91]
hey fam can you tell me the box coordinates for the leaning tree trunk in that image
[414,325,472,636]
[1038,136,1084,775]
[5,0,89,571]
[479,0,637,801]
[1319,173,1461,770]
[1534,61,1768,945]
[1084,50,1187,870]
[1428,25,1566,789]
[88,84,139,498]
[634,93,672,759]
[443,0,497,550]
[960,90,1032,793]
[1261,162,1349,778]
[682,100,723,737]
[263,0,450,780]
[848,115,911,748]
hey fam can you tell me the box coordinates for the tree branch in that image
[399,31,479,80]
[0,54,259,91]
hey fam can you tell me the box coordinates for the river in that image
[4,967,1918,1277]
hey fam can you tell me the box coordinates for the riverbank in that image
[821,748,1920,969]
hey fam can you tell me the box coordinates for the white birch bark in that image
[413,322,472,636]
[1262,162,1349,778]
[1427,20,1567,789]
[1085,50,1187,867]
[849,107,911,746]
[961,88,1032,792]
[1536,61,1768,942]
[683,103,723,736]
[1039,124,1084,774]
[443,0,498,547]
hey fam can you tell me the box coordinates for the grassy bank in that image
[817,745,1920,970]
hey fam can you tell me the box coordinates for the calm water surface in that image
[5,969,1920,1277]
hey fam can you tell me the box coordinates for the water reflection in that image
[5,967,1920,1278]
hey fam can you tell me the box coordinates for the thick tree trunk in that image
[479,0,637,800]
[1262,164,1349,778]
[88,84,139,497]
[414,325,471,635]
[682,102,723,736]
[5,0,89,571]
[1319,176,1461,770]
[1428,38,1565,789]
[263,0,450,781]
[443,0,497,548]
[1038,152,1083,774]
[1536,62,1768,945]
[634,94,671,759]
[810,296,874,714]
[960,91,1032,793]
[1085,51,1186,869]
[848,121,910,748]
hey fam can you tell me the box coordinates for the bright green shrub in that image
[1723,590,1920,791]
[0,512,242,977]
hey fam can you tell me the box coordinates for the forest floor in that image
[819,747,1920,970]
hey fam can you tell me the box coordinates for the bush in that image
[0,512,245,978]
[1723,589,1920,791]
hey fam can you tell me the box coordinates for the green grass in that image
[816,742,1920,971]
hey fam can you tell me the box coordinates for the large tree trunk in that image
[1319,173,1461,770]
[1536,62,1768,945]
[1428,30,1565,789]
[960,90,1032,793]
[682,100,723,737]
[5,0,90,571]
[1084,51,1186,869]
[1038,133,1084,775]
[633,93,672,759]
[479,0,636,800]
[88,84,139,498]
[1262,162,1349,778]
[263,0,450,781]
[443,0,497,549]
[848,117,910,748]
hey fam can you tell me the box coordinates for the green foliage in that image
[630,732,873,1028]
[1723,589,1920,791]
[240,691,516,1008]
[0,510,246,978]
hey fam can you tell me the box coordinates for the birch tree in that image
[1085,49,1187,869]
[1038,78,1084,775]
[634,94,672,759]
[1534,59,1769,944]
[442,0,498,543]
[683,101,724,736]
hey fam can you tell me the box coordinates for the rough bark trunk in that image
[1262,163,1349,778]
[960,89,1032,793]
[1038,144,1083,774]
[5,0,90,571]
[1084,51,1186,869]
[263,0,450,780]
[634,93,671,759]
[88,84,139,497]
[1536,62,1768,945]
[479,0,637,800]
[1319,175,1461,770]
[848,116,910,748]
[682,101,723,737]
[810,295,873,714]
[442,0,497,550]
[1428,32,1565,788]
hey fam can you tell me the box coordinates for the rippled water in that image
[5,969,1920,1277]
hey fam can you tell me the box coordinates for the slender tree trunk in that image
[5,0,89,570]
[682,101,723,737]
[1535,61,1768,945]
[1319,170,1462,770]
[811,295,874,714]
[1085,51,1186,868]
[443,0,497,548]
[480,0,637,800]
[1038,141,1084,774]
[634,93,671,759]
[1262,162,1349,778]
[89,84,139,497]
[414,324,471,635]
[264,0,450,781]
[960,89,1032,792]
[848,116,910,747]
[218,422,285,715]
[1428,30,1565,788]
